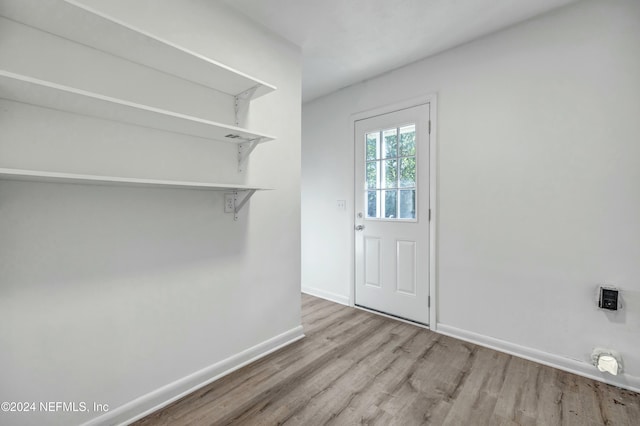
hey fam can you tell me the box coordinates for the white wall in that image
[302,0,640,390]
[0,0,301,425]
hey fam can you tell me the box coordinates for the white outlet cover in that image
[337,200,346,210]
[224,193,235,213]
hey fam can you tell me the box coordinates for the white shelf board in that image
[0,0,276,99]
[0,70,275,144]
[0,168,270,192]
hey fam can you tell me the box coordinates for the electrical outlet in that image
[224,193,235,213]
[337,200,346,210]
[599,287,619,310]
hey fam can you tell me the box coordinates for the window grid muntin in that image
[365,124,417,220]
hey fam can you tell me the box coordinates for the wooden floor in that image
[135,294,640,425]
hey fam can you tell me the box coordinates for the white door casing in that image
[354,103,430,325]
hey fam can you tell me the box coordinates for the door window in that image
[365,125,416,220]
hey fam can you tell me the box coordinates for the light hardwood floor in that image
[135,294,640,425]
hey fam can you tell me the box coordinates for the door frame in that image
[349,94,438,329]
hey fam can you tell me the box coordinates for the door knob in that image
[355,225,365,231]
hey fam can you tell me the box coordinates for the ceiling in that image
[223,0,580,102]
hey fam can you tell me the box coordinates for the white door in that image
[354,103,430,325]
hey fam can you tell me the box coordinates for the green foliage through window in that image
[365,125,417,220]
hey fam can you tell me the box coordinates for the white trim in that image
[428,97,438,329]
[302,285,350,306]
[80,326,305,426]
[436,323,640,393]
[348,93,438,330]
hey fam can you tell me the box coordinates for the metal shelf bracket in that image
[235,85,266,173]
[238,138,262,172]
[234,85,259,127]
[233,189,257,221]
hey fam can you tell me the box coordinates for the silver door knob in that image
[355,225,365,231]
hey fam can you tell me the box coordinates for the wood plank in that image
[133,295,640,426]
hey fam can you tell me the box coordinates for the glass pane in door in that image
[365,126,417,220]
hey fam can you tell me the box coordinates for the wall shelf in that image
[0,1,278,221]
[0,0,276,100]
[0,168,270,191]
[0,168,270,220]
[0,70,275,145]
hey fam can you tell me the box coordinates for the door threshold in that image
[354,304,430,329]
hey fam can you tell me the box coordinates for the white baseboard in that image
[436,323,640,393]
[81,325,305,426]
[302,285,350,306]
